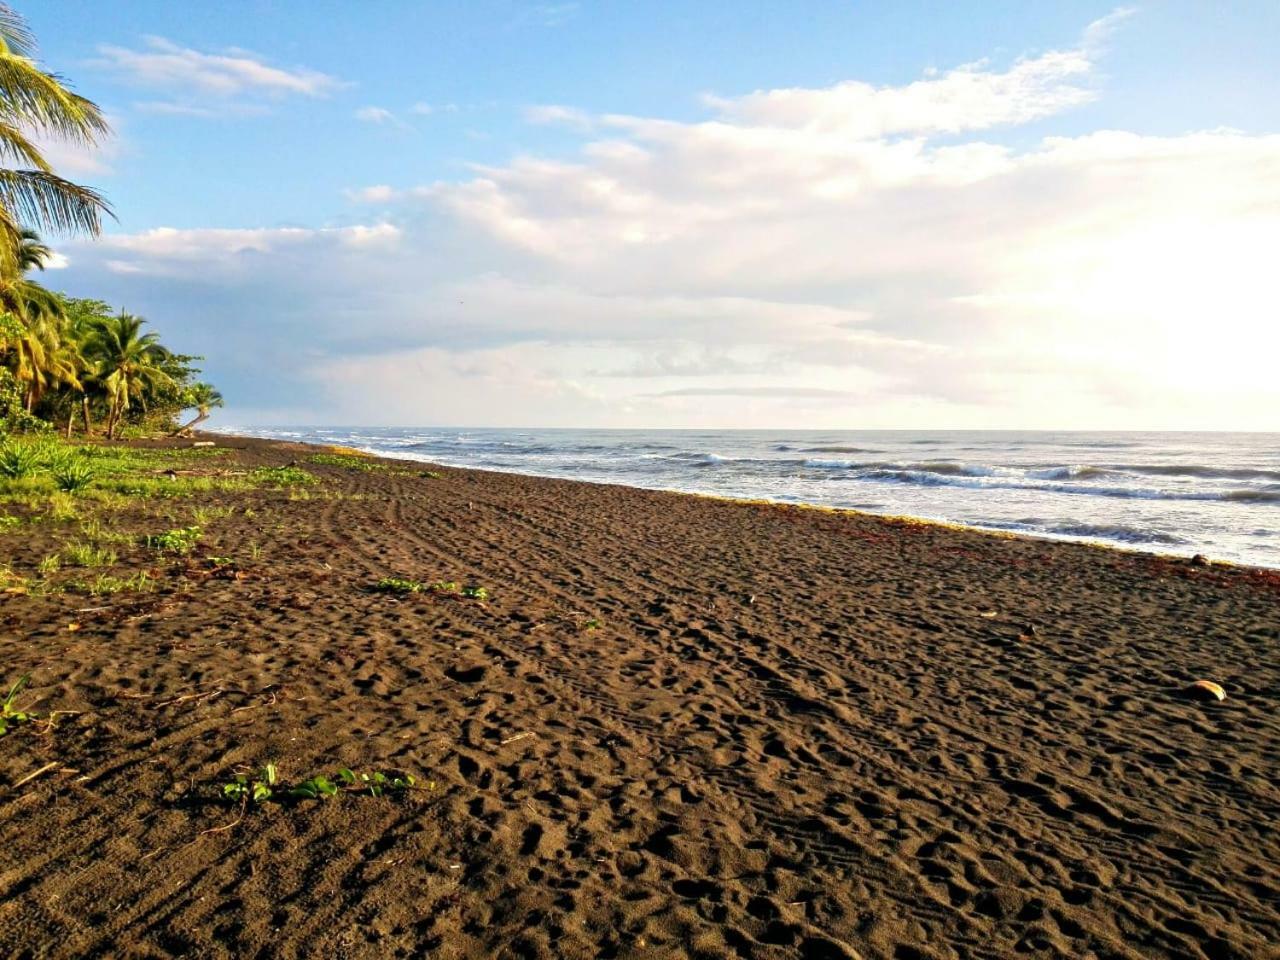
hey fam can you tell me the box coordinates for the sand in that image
[0,435,1277,959]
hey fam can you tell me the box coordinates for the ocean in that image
[229,427,1280,568]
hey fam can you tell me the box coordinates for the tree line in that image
[0,3,220,439]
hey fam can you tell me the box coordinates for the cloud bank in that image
[59,13,1280,429]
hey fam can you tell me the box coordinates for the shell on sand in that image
[1187,679,1227,702]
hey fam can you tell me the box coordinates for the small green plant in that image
[0,515,21,530]
[0,675,38,736]
[337,768,415,797]
[37,554,61,574]
[308,453,381,471]
[461,585,489,600]
[374,576,423,594]
[420,470,442,479]
[82,571,155,595]
[0,442,41,479]
[429,580,460,594]
[147,525,202,553]
[223,762,279,803]
[206,555,234,567]
[51,459,94,493]
[251,465,316,487]
[583,617,603,631]
[63,540,117,568]
[221,765,414,805]
[288,774,339,800]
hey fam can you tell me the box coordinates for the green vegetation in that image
[309,453,382,471]
[0,6,217,440]
[0,675,37,737]
[77,571,155,596]
[251,465,316,487]
[373,577,489,600]
[222,763,416,805]
[62,540,116,567]
[146,525,201,553]
[583,617,603,631]
[374,576,424,594]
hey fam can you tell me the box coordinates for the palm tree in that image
[172,382,224,436]
[0,3,111,281]
[86,312,174,439]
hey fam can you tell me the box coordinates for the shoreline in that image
[227,429,1280,573]
[2,434,1277,957]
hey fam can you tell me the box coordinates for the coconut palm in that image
[86,312,175,439]
[0,3,111,280]
[172,382,224,436]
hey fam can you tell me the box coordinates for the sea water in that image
[229,427,1280,568]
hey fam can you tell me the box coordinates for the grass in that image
[62,541,118,568]
[0,515,21,531]
[0,675,37,737]
[77,571,155,596]
[372,577,489,599]
[250,466,316,487]
[222,763,416,805]
[147,526,201,553]
[308,453,383,471]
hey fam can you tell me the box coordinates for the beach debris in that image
[1190,554,1209,567]
[1185,680,1226,702]
[191,441,215,448]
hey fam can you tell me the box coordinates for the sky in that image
[23,1,1280,430]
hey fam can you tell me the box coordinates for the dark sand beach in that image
[1,435,1277,959]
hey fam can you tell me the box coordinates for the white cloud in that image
[91,37,342,114]
[56,11,1280,429]
[355,106,396,124]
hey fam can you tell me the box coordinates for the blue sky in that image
[25,1,1280,428]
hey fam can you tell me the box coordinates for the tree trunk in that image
[171,409,209,437]
[64,410,74,439]
[81,396,93,436]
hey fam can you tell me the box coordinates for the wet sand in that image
[1,435,1277,959]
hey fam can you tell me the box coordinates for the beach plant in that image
[0,675,38,737]
[308,453,381,471]
[0,514,20,530]
[81,571,154,595]
[223,762,279,803]
[374,576,424,594]
[0,441,41,478]
[36,553,60,574]
[337,768,415,797]
[147,525,201,553]
[429,580,460,595]
[420,470,442,479]
[221,764,414,805]
[251,465,316,487]
[460,585,489,601]
[583,617,603,632]
[62,540,116,567]
[51,459,95,492]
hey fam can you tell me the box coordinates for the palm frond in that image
[0,119,51,170]
[0,168,112,235]
[0,57,109,144]
[0,4,35,60]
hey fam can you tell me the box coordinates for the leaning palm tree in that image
[86,312,174,439]
[172,382,224,436]
[0,3,111,281]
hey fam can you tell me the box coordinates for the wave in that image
[856,469,1279,504]
[798,445,881,454]
[1027,465,1111,480]
[1043,523,1187,545]
[1114,464,1280,482]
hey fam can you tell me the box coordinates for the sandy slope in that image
[0,436,1277,959]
